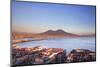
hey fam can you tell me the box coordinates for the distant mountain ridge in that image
[39,29,79,37]
[12,29,95,39]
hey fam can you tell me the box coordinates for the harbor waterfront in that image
[12,37,96,66]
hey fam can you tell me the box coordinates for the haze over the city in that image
[12,0,96,35]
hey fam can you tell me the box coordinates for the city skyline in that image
[12,1,96,35]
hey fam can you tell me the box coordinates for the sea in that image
[16,37,96,54]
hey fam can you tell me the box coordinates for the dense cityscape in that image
[12,44,96,66]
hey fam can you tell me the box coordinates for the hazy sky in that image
[12,0,96,35]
